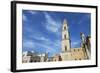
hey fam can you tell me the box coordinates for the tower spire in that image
[62,19,68,31]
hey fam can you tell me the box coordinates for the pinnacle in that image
[63,19,67,24]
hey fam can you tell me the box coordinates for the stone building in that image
[22,51,33,63]
[52,55,62,61]
[59,19,91,61]
[22,51,48,63]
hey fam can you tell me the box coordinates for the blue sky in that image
[22,10,91,57]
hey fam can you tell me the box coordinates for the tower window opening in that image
[75,58,77,60]
[64,26,66,30]
[65,46,67,51]
[64,34,66,39]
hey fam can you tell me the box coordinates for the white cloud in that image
[40,36,49,41]
[23,40,35,49]
[46,25,58,33]
[31,34,50,42]
[44,12,60,33]
[37,36,60,48]
[31,40,55,53]
[29,34,53,46]
[23,11,38,22]
[72,41,79,45]
[31,35,60,53]
[23,14,27,22]
[71,40,80,48]
[28,11,38,15]
[31,34,61,49]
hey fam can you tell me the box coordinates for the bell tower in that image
[61,19,70,52]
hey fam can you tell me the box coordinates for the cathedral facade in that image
[53,19,91,61]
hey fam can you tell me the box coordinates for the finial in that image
[63,19,67,24]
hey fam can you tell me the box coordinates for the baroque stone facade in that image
[60,19,91,61]
[22,51,48,63]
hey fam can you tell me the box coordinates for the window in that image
[65,46,67,51]
[75,58,77,60]
[64,34,66,39]
[64,26,66,30]
[78,49,80,51]
[34,60,36,62]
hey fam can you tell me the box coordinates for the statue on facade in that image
[80,32,86,47]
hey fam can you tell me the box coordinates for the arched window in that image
[64,26,66,30]
[64,34,66,39]
[75,58,77,60]
[65,46,67,51]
